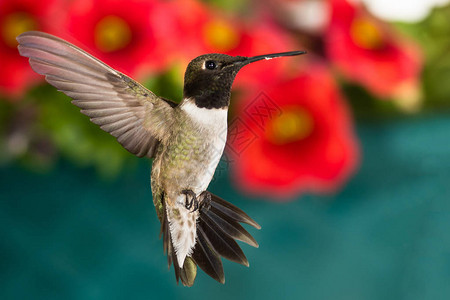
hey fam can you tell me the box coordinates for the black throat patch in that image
[183,78,231,109]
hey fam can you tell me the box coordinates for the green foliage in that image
[0,84,140,177]
[342,83,400,121]
[419,5,450,110]
[396,4,450,111]
[143,65,184,103]
[202,0,250,13]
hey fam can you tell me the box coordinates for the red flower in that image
[325,0,422,99]
[62,0,175,77]
[167,0,297,87]
[229,20,300,89]
[0,0,59,98]
[229,62,359,199]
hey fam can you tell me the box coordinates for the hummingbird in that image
[17,31,306,286]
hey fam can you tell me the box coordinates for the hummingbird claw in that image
[181,189,198,211]
[199,191,211,212]
[181,190,211,213]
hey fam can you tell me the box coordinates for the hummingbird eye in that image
[205,60,217,70]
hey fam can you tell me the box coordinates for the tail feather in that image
[192,227,225,284]
[161,192,260,286]
[206,206,259,248]
[179,257,197,287]
[199,212,249,266]
[209,195,261,229]
[172,245,180,282]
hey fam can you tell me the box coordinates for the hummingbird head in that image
[183,51,306,109]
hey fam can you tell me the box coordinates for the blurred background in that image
[1,0,450,299]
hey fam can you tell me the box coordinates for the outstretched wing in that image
[17,31,175,158]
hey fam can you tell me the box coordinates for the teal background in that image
[1,115,449,300]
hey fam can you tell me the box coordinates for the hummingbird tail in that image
[161,192,260,286]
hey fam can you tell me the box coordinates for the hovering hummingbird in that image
[17,31,306,286]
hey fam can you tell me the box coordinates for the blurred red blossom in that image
[0,0,60,98]
[61,0,176,77]
[229,61,359,199]
[167,0,298,87]
[325,0,423,100]
[230,20,301,89]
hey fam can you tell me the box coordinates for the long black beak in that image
[245,50,307,64]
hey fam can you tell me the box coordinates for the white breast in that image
[180,99,228,130]
[180,99,228,193]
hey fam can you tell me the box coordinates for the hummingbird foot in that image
[181,190,212,213]
[182,189,199,212]
[199,191,211,212]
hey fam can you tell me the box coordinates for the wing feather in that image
[17,31,176,158]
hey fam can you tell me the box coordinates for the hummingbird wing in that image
[17,31,175,158]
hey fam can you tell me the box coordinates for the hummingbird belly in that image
[159,101,228,202]
[161,120,227,203]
